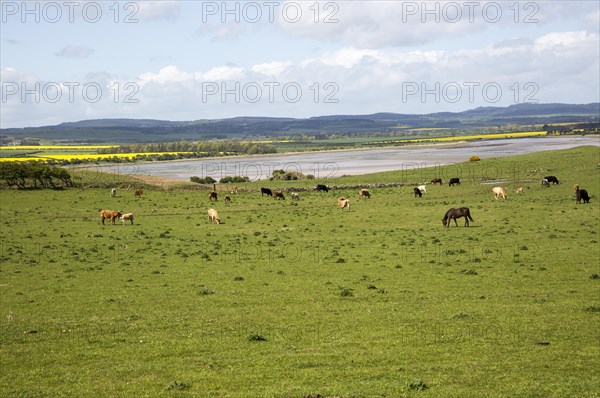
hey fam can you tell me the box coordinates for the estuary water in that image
[101,136,599,181]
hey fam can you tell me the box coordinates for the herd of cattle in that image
[98,175,591,227]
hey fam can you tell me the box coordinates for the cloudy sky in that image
[1,0,599,128]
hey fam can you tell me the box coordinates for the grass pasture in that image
[0,146,599,397]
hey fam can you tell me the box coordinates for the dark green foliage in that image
[0,161,73,188]
[190,176,216,184]
[220,176,250,183]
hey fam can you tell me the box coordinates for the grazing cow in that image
[99,209,121,225]
[431,178,443,185]
[417,185,427,194]
[110,188,116,197]
[261,187,273,196]
[231,186,238,194]
[442,207,473,228]
[449,178,460,186]
[337,197,350,211]
[575,185,590,204]
[273,191,285,200]
[544,176,559,184]
[516,187,524,194]
[207,208,221,224]
[315,184,329,192]
[224,195,231,203]
[492,186,507,200]
[134,189,143,198]
[291,192,299,200]
[541,178,550,188]
[413,187,422,198]
[120,213,134,225]
[208,191,218,201]
[358,189,371,199]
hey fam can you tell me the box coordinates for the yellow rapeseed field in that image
[0,152,193,162]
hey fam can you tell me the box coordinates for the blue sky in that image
[1,0,599,128]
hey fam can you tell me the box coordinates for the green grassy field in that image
[1,146,599,397]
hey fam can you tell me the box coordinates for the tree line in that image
[0,161,73,189]
[98,141,277,156]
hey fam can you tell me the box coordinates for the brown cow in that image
[431,178,443,185]
[231,186,238,194]
[208,191,218,201]
[358,189,371,199]
[207,208,221,224]
[224,195,232,203]
[273,191,285,200]
[134,189,143,198]
[99,209,121,225]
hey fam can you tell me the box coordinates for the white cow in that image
[492,187,507,200]
[208,208,221,224]
[120,213,134,225]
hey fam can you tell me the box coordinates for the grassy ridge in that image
[0,146,599,397]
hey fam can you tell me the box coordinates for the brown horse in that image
[442,207,473,227]
[99,209,122,225]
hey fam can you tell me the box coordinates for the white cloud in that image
[138,65,200,85]
[55,46,94,59]
[202,66,245,81]
[137,1,181,21]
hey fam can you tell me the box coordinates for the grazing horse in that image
[120,213,134,225]
[208,191,218,201]
[449,178,460,186]
[110,188,116,197]
[544,176,559,184]
[207,208,221,224]
[337,197,350,211]
[431,178,443,185]
[442,207,473,228]
[575,185,590,204]
[413,187,422,198]
[99,209,122,225]
[261,187,273,196]
[315,184,329,192]
[134,189,143,198]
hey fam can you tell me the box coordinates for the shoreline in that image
[95,135,596,167]
[91,135,599,182]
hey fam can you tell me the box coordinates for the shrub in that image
[190,176,216,184]
[220,176,250,183]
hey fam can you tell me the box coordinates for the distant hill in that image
[2,103,598,143]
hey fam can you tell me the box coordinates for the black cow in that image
[261,187,273,196]
[315,184,329,192]
[544,176,559,184]
[576,187,590,204]
[413,187,422,198]
[449,178,460,186]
